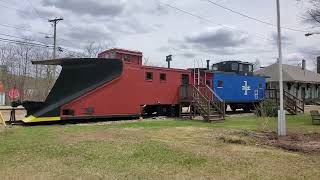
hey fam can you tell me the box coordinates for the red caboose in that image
[22,49,195,122]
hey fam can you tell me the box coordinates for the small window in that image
[110,51,116,58]
[124,54,131,61]
[160,73,166,81]
[212,64,218,71]
[62,109,74,116]
[145,72,153,80]
[231,63,238,71]
[239,64,243,71]
[217,80,223,88]
[249,65,253,72]
[206,80,210,85]
[259,83,262,89]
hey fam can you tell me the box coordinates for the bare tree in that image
[298,0,320,24]
[0,40,113,104]
[253,59,262,71]
[83,41,109,58]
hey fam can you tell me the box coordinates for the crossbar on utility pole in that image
[276,0,286,136]
[48,17,63,59]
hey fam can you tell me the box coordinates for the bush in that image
[255,100,278,117]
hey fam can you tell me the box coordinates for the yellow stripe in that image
[23,116,61,123]
[0,112,6,126]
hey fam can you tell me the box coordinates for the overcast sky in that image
[0,0,319,69]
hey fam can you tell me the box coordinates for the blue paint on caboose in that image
[212,72,266,103]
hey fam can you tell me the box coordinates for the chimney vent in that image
[166,55,172,68]
[206,60,210,70]
[302,59,306,70]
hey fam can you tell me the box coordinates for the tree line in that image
[0,41,108,104]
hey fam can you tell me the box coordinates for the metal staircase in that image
[179,84,225,122]
[265,89,304,114]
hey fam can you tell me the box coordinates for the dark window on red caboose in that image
[124,54,131,61]
[206,80,210,86]
[160,73,167,81]
[146,72,153,80]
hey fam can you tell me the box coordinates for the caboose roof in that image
[99,48,143,56]
[255,63,320,84]
[32,58,120,66]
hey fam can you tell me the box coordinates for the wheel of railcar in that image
[243,106,251,113]
[230,105,237,112]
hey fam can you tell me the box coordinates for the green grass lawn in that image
[0,114,319,179]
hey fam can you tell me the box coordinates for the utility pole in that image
[48,17,63,59]
[276,0,286,136]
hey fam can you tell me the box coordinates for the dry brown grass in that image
[0,118,320,179]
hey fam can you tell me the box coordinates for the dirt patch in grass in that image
[220,130,320,154]
[254,131,320,154]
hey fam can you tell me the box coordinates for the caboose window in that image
[146,72,153,80]
[110,51,116,58]
[231,63,238,71]
[217,80,223,88]
[239,64,243,71]
[124,54,131,61]
[249,65,253,72]
[206,80,210,86]
[259,83,263,89]
[212,64,218,71]
[160,73,166,81]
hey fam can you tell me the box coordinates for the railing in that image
[196,85,225,116]
[192,86,212,120]
[179,85,225,119]
[265,89,304,114]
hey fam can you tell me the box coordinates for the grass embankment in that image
[0,114,319,179]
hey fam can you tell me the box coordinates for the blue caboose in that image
[211,61,266,112]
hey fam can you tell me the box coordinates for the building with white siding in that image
[255,60,320,103]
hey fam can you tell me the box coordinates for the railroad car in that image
[20,49,197,123]
[16,49,266,123]
[211,61,266,111]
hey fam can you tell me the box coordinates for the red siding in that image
[98,48,143,66]
[0,81,4,93]
[61,63,191,118]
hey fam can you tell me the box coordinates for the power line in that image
[25,0,46,20]
[0,2,83,49]
[204,0,308,33]
[0,35,81,54]
[0,33,34,41]
[0,22,77,47]
[155,0,273,41]
[0,23,49,35]
[0,32,51,46]
[0,37,52,48]
[0,2,30,15]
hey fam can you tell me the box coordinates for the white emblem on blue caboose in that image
[254,89,259,99]
[242,81,251,95]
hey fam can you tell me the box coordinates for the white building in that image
[255,60,320,103]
